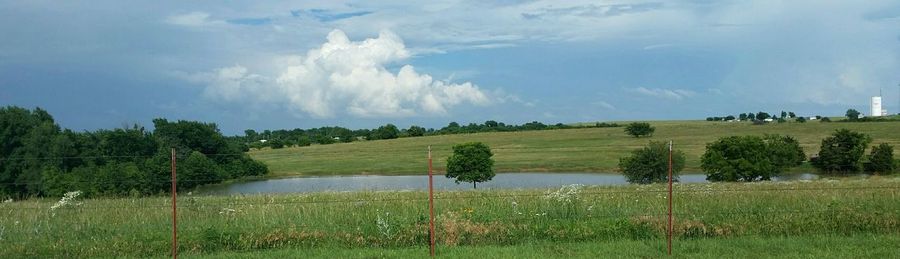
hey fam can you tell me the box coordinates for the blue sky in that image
[1,1,899,135]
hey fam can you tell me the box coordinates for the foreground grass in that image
[1,177,898,257]
[201,234,900,258]
[248,120,900,177]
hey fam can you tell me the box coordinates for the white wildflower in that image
[3,198,12,203]
[544,184,584,203]
[376,211,392,238]
[50,191,83,211]
[511,201,523,215]
[219,208,239,215]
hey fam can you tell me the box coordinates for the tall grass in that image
[1,177,898,257]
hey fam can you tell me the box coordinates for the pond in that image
[195,172,822,195]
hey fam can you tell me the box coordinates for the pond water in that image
[195,172,821,195]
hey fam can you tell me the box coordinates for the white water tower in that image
[871,96,883,117]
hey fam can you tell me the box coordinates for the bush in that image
[701,136,779,182]
[797,117,807,123]
[763,134,806,168]
[821,117,831,122]
[619,141,685,184]
[446,142,495,189]
[624,122,655,138]
[269,139,285,149]
[813,129,871,173]
[866,143,895,174]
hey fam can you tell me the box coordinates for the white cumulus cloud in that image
[198,29,490,118]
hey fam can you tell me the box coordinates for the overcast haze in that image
[2,1,899,135]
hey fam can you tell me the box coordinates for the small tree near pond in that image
[813,129,871,173]
[619,141,685,184]
[446,142,495,189]
[866,143,895,174]
[701,135,804,182]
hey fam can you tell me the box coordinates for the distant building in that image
[763,118,774,122]
[872,96,883,117]
[259,139,268,143]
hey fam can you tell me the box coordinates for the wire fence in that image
[2,152,899,258]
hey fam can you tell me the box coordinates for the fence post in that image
[667,141,673,256]
[171,148,178,259]
[428,146,435,257]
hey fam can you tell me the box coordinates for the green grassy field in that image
[3,177,898,257]
[249,120,900,177]
[201,234,900,258]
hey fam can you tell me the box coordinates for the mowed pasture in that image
[249,120,900,177]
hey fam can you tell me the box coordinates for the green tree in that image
[781,111,787,119]
[373,124,400,140]
[788,112,796,118]
[756,112,771,120]
[269,139,285,149]
[813,129,871,173]
[865,143,895,174]
[763,134,806,168]
[407,125,426,137]
[701,136,779,182]
[178,151,223,189]
[797,117,807,123]
[619,141,685,184]
[845,109,861,121]
[624,122,655,138]
[446,142,495,189]
[739,113,748,121]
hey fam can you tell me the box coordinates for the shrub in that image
[624,122,655,138]
[701,136,778,182]
[813,129,871,173]
[619,141,685,184]
[866,143,895,174]
[763,134,806,168]
[797,117,807,123]
[446,142,495,189]
[269,139,285,149]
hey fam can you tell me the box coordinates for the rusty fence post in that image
[171,148,178,259]
[428,146,435,257]
[667,141,673,256]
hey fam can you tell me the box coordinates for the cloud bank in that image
[198,30,490,118]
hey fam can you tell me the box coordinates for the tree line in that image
[620,127,896,184]
[239,121,621,150]
[0,106,268,198]
[705,110,823,123]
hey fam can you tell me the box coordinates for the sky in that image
[2,1,900,135]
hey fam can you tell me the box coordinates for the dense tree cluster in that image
[239,120,620,149]
[700,134,806,182]
[0,106,267,198]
